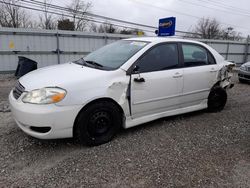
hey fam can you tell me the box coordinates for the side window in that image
[137,43,179,73]
[208,51,216,64]
[182,44,210,67]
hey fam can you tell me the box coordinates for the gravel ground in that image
[0,73,250,187]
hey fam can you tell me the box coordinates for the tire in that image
[75,101,122,146]
[207,86,227,112]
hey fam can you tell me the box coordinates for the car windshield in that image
[74,40,148,70]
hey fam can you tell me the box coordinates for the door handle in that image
[173,72,183,78]
[134,77,145,82]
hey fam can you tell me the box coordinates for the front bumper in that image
[9,90,82,139]
[238,69,250,81]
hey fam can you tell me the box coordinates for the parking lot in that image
[0,73,249,187]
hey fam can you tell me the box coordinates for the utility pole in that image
[243,35,250,63]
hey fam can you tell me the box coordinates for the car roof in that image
[124,37,204,45]
[120,36,226,70]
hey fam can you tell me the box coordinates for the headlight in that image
[240,65,247,71]
[22,87,66,104]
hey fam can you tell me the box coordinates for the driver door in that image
[130,43,183,119]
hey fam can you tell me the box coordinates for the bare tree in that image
[221,27,242,41]
[89,22,98,32]
[187,18,243,41]
[0,0,32,28]
[98,22,118,33]
[192,18,221,39]
[67,0,92,31]
[38,0,57,30]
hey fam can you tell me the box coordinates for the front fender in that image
[56,75,131,116]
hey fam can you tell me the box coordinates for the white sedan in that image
[238,62,250,82]
[9,37,234,146]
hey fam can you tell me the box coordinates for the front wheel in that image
[75,101,122,146]
[207,86,227,112]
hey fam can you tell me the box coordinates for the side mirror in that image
[132,65,145,83]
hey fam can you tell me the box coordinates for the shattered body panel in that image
[218,63,235,89]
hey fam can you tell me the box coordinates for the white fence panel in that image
[0,27,248,72]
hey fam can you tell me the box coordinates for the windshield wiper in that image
[74,58,102,66]
[73,57,86,65]
[85,60,103,68]
[73,58,105,69]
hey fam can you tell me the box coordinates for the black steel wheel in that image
[75,101,122,146]
[207,86,227,112]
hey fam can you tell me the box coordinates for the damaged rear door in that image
[129,43,183,119]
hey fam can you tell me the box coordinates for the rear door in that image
[130,43,183,118]
[180,43,219,107]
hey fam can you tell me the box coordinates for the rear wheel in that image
[207,86,227,112]
[75,101,122,146]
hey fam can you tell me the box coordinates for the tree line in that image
[0,0,243,40]
[186,18,243,41]
[0,0,145,35]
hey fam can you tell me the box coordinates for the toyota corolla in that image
[9,37,234,146]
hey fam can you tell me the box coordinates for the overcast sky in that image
[45,0,250,36]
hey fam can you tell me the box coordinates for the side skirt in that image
[125,100,207,129]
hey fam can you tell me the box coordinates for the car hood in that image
[19,63,113,91]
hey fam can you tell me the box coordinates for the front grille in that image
[247,66,250,72]
[244,74,250,79]
[13,81,25,99]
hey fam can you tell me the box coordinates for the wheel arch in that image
[73,97,125,138]
[208,81,223,99]
[211,79,230,91]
